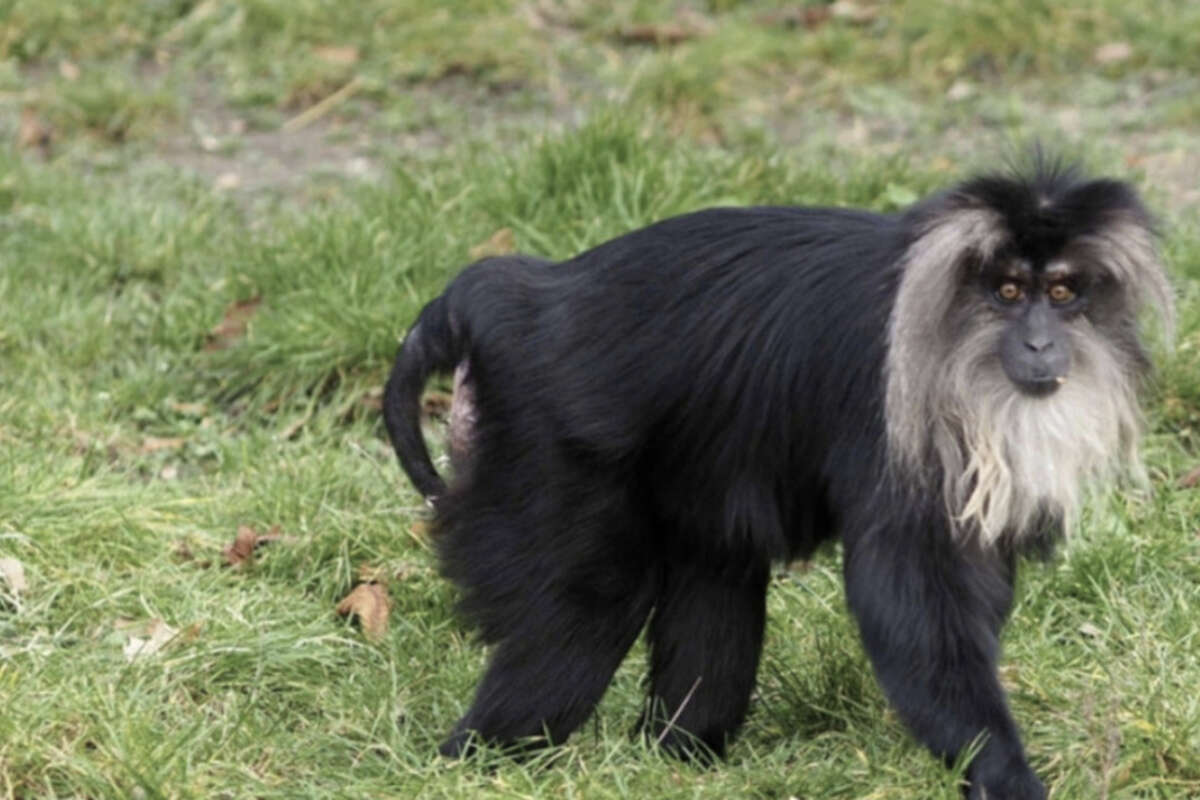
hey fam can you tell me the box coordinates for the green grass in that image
[2,2,1200,798]
[5,0,1200,143]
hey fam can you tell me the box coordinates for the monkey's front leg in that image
[843,527,1046,800]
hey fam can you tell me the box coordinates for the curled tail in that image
[383,254,550,498]
[383,293,463,498]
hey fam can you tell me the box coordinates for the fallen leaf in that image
[830,1,879,24]
[0,558,27,596]
[221,525,285,567]
[357,564,391,584]
[336,583,390,642]
[139,436,186,454]
[313,45,360,66]
[123,618,178,661]
[618,22,706,45]
[422,391,453,419]
[279,411,313,441]
[407,520,433,549]
[1094,41,1133,65]
[222,525,258,566]
[1177,465,1200,488]
[357,562,424,584]
[170,401,208,417]
[359,386,384,412]
[468,228,516,260]
[16,108,53,154]
[930,156,956,173]
[174,539,214,568]
[59,60,81,81]
[214,172,241,191]
[784,560,812,575]
[758,6,831,30]
[206,296,262,351]
[945,79,974,101]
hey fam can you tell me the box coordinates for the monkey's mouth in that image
[1014,375,1066,397]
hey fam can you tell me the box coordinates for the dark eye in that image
[1047,283,1076,304]
[995,281,1024,303]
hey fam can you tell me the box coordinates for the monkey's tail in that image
[382,294,462,499]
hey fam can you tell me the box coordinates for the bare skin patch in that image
[448,361,476,471]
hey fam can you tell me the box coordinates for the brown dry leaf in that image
[1124,152,1147,169]
[223,525,259,566]
[170,401,208,417]
[123,618,178,661]
[0,558,27,596]
[830,1,879,24]
[930,156,956,173]
[222,525,286,567]
[1177,465,1200,488]
[360,386,384,412]
[617,11,716,46]
[336,583,390,642]
[422,391,453,420]
[279,411,313,441]
[407,520,433,548]
[214,172,241,191]
[357,564,391,584]
[17,108,53,154]
[73,432,122,462]
[1094,41,1133,65]
[59,60,81,81]
[174,538,214,568]
[758,6,831,30]
[468,228,516,260]
[313,45,360,65]
[357,562,424,584]
[206,296,262,351]
[945,79,974,102]
[139,436,186,454]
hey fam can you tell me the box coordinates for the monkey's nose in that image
[1023,336,1053,353]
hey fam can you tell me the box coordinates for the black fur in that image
[383,168,1159,799]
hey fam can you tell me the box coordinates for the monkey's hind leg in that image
[642,559,770,760]
[438,494,657,757]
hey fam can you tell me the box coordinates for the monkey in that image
[382,159,1173,799]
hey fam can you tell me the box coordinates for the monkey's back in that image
[458,207,908,560]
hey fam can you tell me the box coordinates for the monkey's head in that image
[885,160,1175,545]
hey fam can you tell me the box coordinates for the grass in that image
[2,1,1200,798]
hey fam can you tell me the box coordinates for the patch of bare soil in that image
[769,77,1200,214]
[155,77,565,199]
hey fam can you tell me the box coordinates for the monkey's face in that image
[982,260,1088,396]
